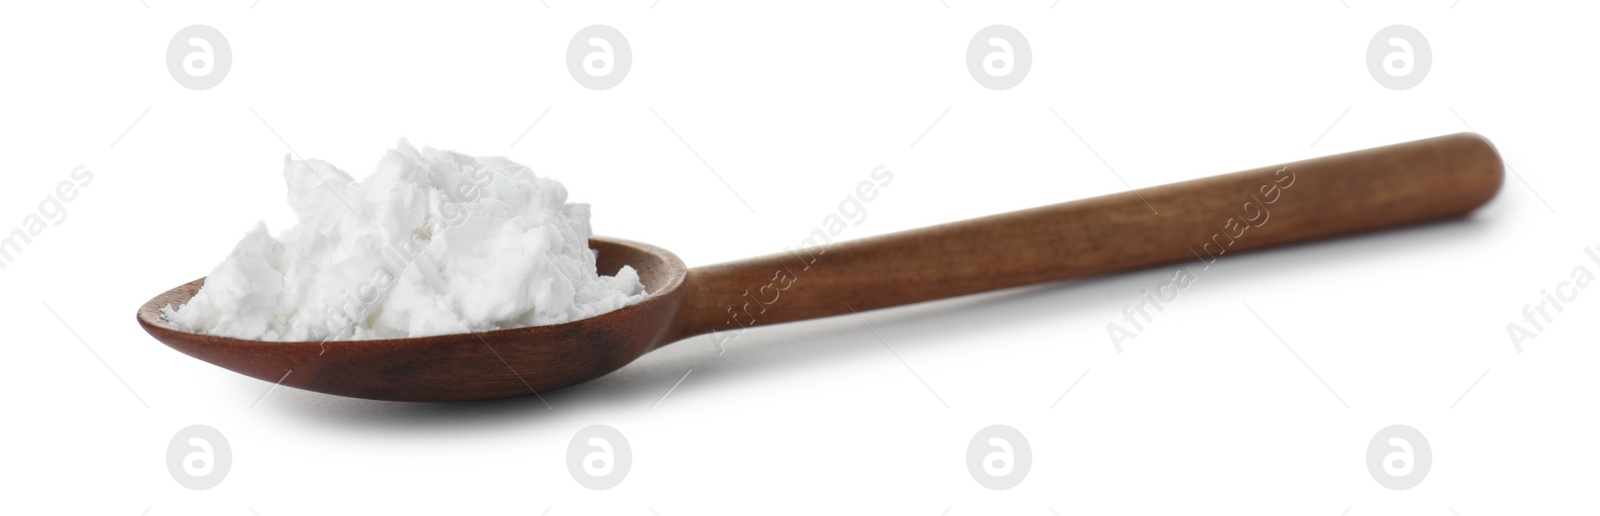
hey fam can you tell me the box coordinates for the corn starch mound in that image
[162,140,648,341]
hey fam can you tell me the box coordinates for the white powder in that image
[161,140,648,341]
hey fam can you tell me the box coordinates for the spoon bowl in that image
[138,237,689,402]
[139,134,1505,402]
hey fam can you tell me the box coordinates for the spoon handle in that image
[669,133,1503,343]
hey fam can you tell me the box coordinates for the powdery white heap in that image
[162,140,648,341]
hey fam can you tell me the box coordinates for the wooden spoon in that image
[138,133,1504,402]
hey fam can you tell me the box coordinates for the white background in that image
[2,0,1597,514]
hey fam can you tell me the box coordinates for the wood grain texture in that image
[138,133,1502,401]
[671,132,1503,341]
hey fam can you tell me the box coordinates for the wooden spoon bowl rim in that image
[135,236,689,401]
